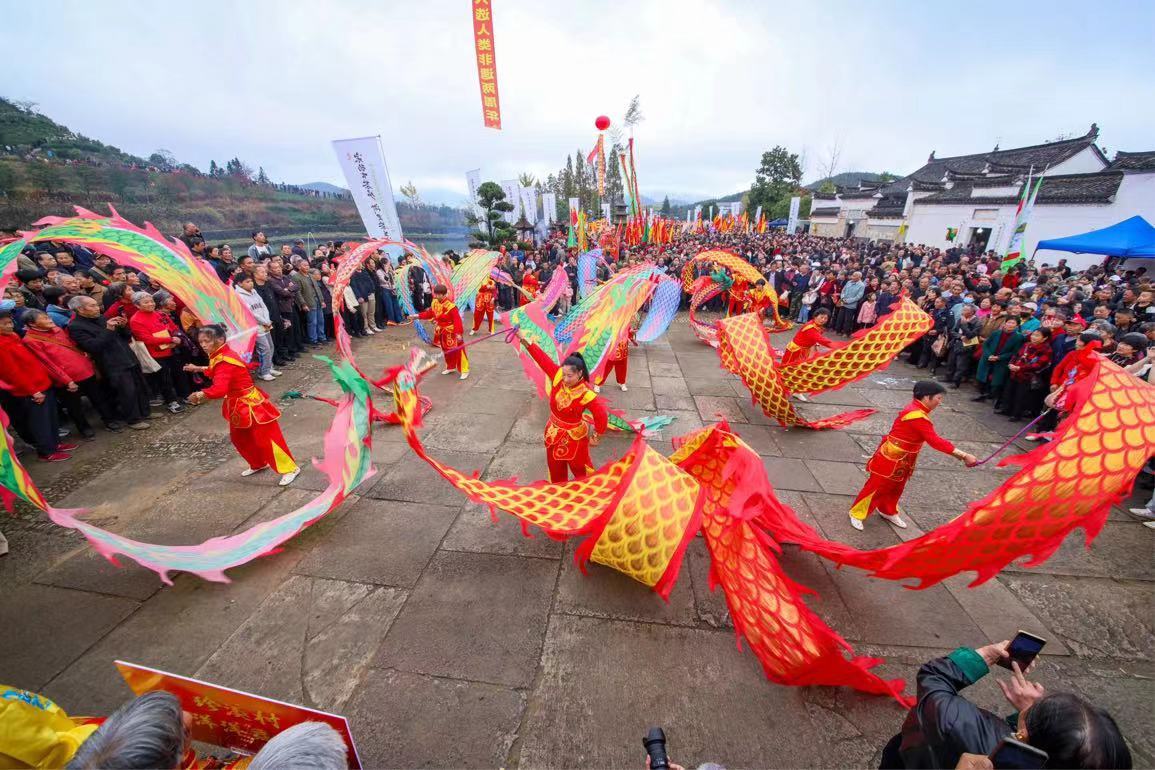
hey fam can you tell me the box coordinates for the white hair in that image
[131,291,152,306]
[66,691,185,769]
[248,722,347,770]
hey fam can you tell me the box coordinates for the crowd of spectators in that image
[2,223,1153,520]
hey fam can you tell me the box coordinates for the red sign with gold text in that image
[115,661,362,769]
[472,0,501,129]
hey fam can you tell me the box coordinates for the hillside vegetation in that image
[0,98,464,236]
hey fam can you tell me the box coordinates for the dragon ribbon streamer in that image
[681,250,790,345]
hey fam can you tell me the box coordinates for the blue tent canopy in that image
[768,218,789,227]
[1035,216,1155,258]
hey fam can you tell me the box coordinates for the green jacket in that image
[976,329,1024,389]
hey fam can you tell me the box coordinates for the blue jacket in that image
[47,304,72,328]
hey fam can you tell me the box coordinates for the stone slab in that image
[196,575,406,711]
[517,614,825,769]
[761,456,822,493]
[421,409,519,453]
[805,460,868,496]
[364,449,493,505]
[651,376,691,397]
[344,668,524,769]
[694,395,748,424]
[374,551,557,687]
[0,584,138,691]
[441,502,564,559]
[774,428,872,462]
[1001,574,1153,660]
[42,552,303,716]
[556,544,698,627]
[294,499,458,587]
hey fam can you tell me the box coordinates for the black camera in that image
[643,727,669,770]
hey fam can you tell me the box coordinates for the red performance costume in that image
[727,278,749,317]
[524,342,610,482]
[744,286,773,318]
[201,344,298,475]
[520,272,540,306]
[419,297,470,374]
[781,320,834,366]
[849,399,954,522]
[472,278,497,333]
[597,327,636,388]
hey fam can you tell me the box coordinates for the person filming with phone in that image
[880,634,1131,769]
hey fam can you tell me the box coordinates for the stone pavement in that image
[2,314,1152,768]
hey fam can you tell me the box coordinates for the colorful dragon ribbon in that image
[12,207,260,356]
[769,358,1155,588]
[388,350,910,704]
[716,314,876,430]
[680,250,790,344]
[779,296,932,395]
[0,358,376,583]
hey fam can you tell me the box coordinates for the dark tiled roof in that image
[917,172,1123,206]
[868,207,904,219]
[908,128,1101,186]
[812,191,837,200]
[1108,151,1155,172]
[839,190,880,200]
[810,206,840,218]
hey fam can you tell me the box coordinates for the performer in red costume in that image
[414,284,469,379]
[520,270,540,307]
[781,306,836,401]
[517,338,610,482]
[470,276,497,335]
[848,380,976,531]
[781,307,835,366]
[595,326,637,393]
[727,277,749,317]
[744,278,774,319]
[185,324,300,486]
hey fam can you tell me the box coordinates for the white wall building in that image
[809,126,1155,270]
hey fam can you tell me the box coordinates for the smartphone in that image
[990,736,1049,769]
[997,631,1047,670]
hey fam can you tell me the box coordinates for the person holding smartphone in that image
[879,639,1131,769]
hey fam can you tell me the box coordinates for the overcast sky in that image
[7,0,1153,204]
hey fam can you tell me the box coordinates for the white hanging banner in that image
[787,195,801,234]
[520,186,537,223]
[602,203,611,221]
[500,179,521,223]
[693,205,702,221]
[754,204,763,223]
[686,209,692,224]
[730,201,742,218]
[466,169,482,211]
[542,192,557,224]
[331,135,404,240]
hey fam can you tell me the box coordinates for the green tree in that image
[747,146,802,219]
[660,196,671,216]
[466,181,515,248]
[400,180,420,206]
[256,166,271,185]
[517,172,537,189]
[817,179,837,194]
[209,160,220,177]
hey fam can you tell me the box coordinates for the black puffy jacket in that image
[898,648,1015,769]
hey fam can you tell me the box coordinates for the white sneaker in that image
[259,373,275,381]
[441,369,453,375]
[372,325,383,332]
[620,384,628,392]
[366,329,375,335]
[593,384,601,393]
[848,515,864,531]
[459,371,470,380]
[270,369,283,376]
[241,466,269,477]
[1127,507,1155,522]
[793,393,810,402]
[279,468,301,486]
[879,512,908,529]
[469,330,476,336]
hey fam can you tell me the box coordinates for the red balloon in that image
[595,115,611,131]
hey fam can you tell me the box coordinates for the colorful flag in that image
[945,227,958,242]
[1001,173,1043,271]
[471,0,501,129]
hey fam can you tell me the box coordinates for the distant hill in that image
[0,98,466,235]
[803,171,895,190]
[300,181,349,196]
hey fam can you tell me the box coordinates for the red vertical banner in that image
[472,0,501,129]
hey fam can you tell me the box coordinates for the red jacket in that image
[130,309,179,359]
[22,325,96,384]
[201,344,280,428]
[417,298,464,349]
[866,400,956,481]
[0,333,55,397]
[781,321,834,366]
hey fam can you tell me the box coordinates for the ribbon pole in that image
[972,409,1053,467]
